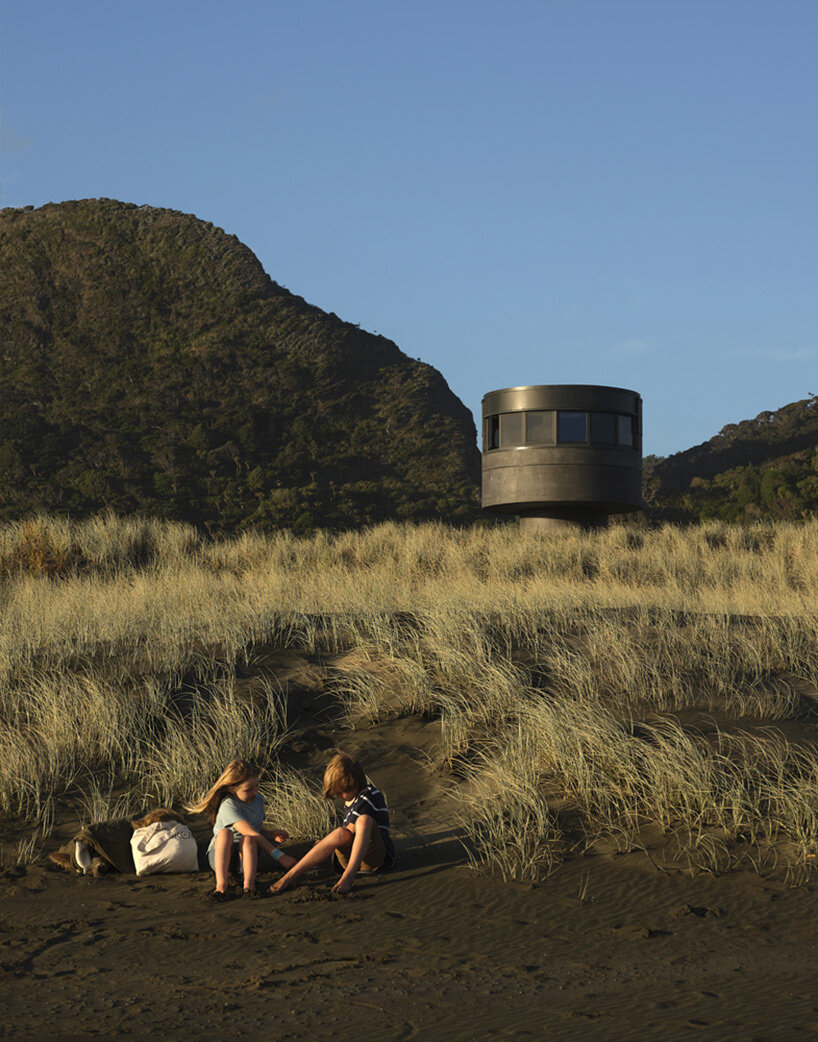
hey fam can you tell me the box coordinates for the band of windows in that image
[484,411,637,451]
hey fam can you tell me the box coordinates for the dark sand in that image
[4,677,818,1040]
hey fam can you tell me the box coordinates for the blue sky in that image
[2,0,816,457]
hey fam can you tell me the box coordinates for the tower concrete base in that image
[519,511,610,533]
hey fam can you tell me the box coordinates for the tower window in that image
[500,412,523,447]
[617,414,634,447]
[485,415,500,450]
[590,412,616,445]
[525,411,554,444]
[557,411,587,443]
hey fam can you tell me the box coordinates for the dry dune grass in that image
[2,514,818,879]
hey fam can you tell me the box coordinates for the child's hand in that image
[332,875,353,895]
[273,829,289,843]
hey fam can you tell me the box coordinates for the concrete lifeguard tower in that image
[481,384,643,531]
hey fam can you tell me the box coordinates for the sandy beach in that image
[4,699,818,1042]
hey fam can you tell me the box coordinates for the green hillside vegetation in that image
[0,199,480,533]
[645,395,818,523]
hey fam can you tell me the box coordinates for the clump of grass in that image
[0,513,201,579]
[140,675,288,806]
[0,667,290,827]
[78,784,140,827]
[450,696,818,881]
[16,829,45,866]
[453,734,560,882]
[260,766,335,840]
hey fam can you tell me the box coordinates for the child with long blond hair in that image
[189,759,296,900]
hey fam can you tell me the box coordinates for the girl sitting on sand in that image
[189,759,296,900]
[271,751,394,895]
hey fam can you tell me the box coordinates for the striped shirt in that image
[342,784,394,866]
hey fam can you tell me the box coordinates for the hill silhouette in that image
[645,395,818,522]
[0,199,480,532]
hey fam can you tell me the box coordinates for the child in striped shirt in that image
[270,752,393,895]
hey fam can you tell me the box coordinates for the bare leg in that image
[270,827,353,894]
[333,814,374,894]
[241,834,259,891]
[213,827,234,893]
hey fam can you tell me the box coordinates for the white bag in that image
[130,820,199,876]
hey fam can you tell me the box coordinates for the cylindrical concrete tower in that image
[481,384,643,531]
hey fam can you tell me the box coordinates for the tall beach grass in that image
[1,514,817,878]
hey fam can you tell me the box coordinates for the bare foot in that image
[269,875,298,894]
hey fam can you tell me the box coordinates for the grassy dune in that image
[2,514,818,880]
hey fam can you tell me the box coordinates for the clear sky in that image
[2,0,815,458]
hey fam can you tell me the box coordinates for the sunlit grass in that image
[2,514,817,877]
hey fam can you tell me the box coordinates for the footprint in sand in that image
[677,904,724,919]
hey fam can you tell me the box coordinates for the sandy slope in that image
[4,684,818,1040]
[4,824,818,1040]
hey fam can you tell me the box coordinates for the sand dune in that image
[4,699,818,1041]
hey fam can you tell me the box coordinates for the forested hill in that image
[645,396,818,522]
[0,199,480,532]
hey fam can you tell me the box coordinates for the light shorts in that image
[207,835,242,873]
[207,833,284,875]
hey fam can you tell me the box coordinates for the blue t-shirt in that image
[207,793,265,856]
